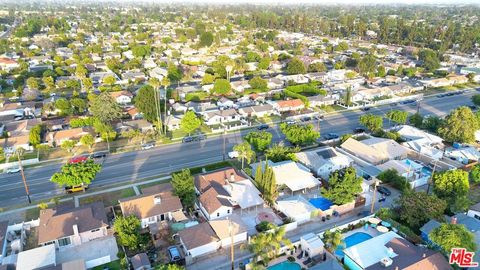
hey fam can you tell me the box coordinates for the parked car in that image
[168,246,182,262]
[141,143,155,150]
[90,151,108,159]
[353,127,365,134]
[192,134,206,141]
[65,184,89,194]
[257,124,269,130]
[468,105,477,110]
[182,136,194,143]
[314,115,325,121]
[285,120,296,125]
[301,116,311,122]
[361,107,370,111]
[324,133,339,140]
[377,186,392,196]
[68,156,89,164]
[228,151,239,159]
[6,167,21,174]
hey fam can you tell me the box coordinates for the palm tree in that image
[149,78,162,134]
[233,141,255,169]
[248,226,291,266]
[322,229,344,251]
[161,76,171,134]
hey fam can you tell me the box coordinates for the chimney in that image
[154,195,161,205]
[451,216,457,224]
[72,224,79,236]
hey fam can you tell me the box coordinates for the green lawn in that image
[185,91,209,102]
[257,115,282,124]
[176,160,235,175]
[138,179,171,192]
[79,187,137,207]
[92,260,121,270]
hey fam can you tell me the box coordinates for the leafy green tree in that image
[89,92,123,123]
[430,223,477,253]
[245,131,272,152]
[60,140,76,153]
[321,167,362,205]
[397,191,447,230]
[155,265,185,270]
[419,49,440,72]
[131,45,151,58]
[42,76,55,91]
[286,57,306,75]
[258,57,271,70]
[102,75,116,86]
[201,73,215,85]
[377,169,411,193]
[246,51,261,62]
[254,162,278,206]
[248,226,291,266]
[55,98,72,115]
[249,76,268,91]
[265,143,299,162]
[308,62,327,73]
[409,113,424,128]
[438,106,479,143]
[233,141,255,169]
[71,98,87,115]
[385,110,409,125]
[180,111,202,135]
[167,64,183,84]
[472,94,480,107]
[82,78,93,92]
[51,159,101,187]
[114,215,147,251]
[80,134,95,150]
[340,133,353,144]
[470,164,480,184]
[199,32,214,47]
[212,79,232,95]
[134,85,158,123]
[279,123,319,146]
[171,169,195,210]
[29,124,43,147]
[433,169,470,212]
[423,116,443,133]
[358,54,376,75]
[322,230,344,251]
[376,65,386,77]
[359,114,383,132]
[26,77,39,89]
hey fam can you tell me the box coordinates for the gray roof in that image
[309,258,344,270]
[419,219,441,235]
[470,202,480,212]
[455,213,480,232]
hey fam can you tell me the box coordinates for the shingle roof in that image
[178,222,219,250]
[38,202,108,244]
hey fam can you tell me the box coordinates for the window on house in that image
[227,209,230,214]
[58,237,71,247]
[90,228,100,233]
[217,212,220,217]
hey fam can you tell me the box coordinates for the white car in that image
[6,167,21,174]
[228,151,239,159]
[141,143,155,150]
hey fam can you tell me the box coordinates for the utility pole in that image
[223,126,227,161]
[426,160,438,195]
[370,179,379,214]
[17,151,31,204]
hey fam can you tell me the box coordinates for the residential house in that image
[295,146,353,180]
[178,222,220,258]
[273,99,305,113]
[276,195,319,224]
[46,127,96,146]
[396,125,444,160]
[194,167,263,220]
[172,103,188,113]
[121,71,146,83]
[307,95,337,107]
[216,97,235,109]
[38,202,109,249]
[340,137,408,165]
[185,101,216,113]
[165,115,182,131]
[1,134,32,153]
[125,107,143,120]
[277,74,309,85]
[202,109,242,126]
[444,145,480,164]
[209,217,248,248]
[251,160,321,194]
[267,78,285,89]
[110,90,133,105]
[343,231,452,270]
[238,104,275,118]
[231,80,251,92]
[0,58,19,71]
[119,183,183,228]
[420,78,453,88]
[90,72,119,86]
[468,202,480,220]
[447,74,469,85]
[378,159,431,188]
[460,67,480,82]
[116,119,154,133]
[16,245,57,270]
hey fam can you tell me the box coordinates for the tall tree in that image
[397,191,447,230]
[279,123,320,146]
[50,160,101,187]
[409,113,424,128]
[385,110,409,125]
[286,57,306,75]
[245,131,272,152]
[212,79,232,95]
[254,161,278,206]
[135,84,158,123]
[344,87,352,106]
[321,167,363,205]
[180,111,202,135]
[113,215,147,252]
[29,124,43,147]
[233,141,255,169]
[322,230,344,251]
[89,92,123,123]
[199,32,214,47]
[161,76,171,134]
[80,134,95,150]
[171,169,195,210]
[248,226,291,266]
[430,223,477,253]
[438,106,479,143]
[433,169,470,212]
[359,114,383,132]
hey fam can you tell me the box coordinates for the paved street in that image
[0,91,476,207]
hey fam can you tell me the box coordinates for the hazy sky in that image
[149,0,479,4]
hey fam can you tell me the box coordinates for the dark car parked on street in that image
[377,186,392,196]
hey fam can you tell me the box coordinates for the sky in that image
[144,0,479,4]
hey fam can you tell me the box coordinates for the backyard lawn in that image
[92,260,121,270]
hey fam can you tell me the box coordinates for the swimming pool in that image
[268,261,301,270]
[335,232,373,257]
[309,197,334,211]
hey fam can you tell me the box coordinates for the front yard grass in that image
[138,178,171,192]
[92,260,121,270]
[79,187,136,207]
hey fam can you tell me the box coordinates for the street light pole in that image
[17,151,31,204]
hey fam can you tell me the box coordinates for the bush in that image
[256,221,275,232]
[377,169,411,193]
